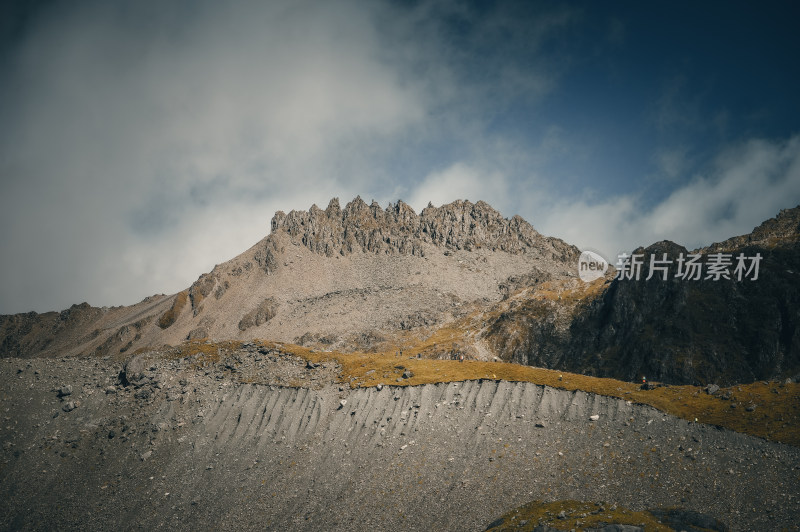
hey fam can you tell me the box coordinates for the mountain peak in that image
[269,197,575,259]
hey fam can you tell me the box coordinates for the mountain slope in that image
[0,198,578,359]
[483,206,800,385]
[2,199,799,386]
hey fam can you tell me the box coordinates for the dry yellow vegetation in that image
[262,340,800,447]
[145,338,800,447]
[157,290,189,329]
[162,339,243,363]
[527,275,610,304]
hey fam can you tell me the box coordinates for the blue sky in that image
[1,0,799,313]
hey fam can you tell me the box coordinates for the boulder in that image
[121,354,149,386]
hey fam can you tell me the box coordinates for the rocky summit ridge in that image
[2,198,800,387]
[702,205,800,253]
[271,196,575,258]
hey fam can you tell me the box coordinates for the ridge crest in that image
[269,197,570,257]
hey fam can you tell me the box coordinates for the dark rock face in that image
[271,197,578,261]
[575,234,800,385]
[253,237,282,273]
[487,206,800,386]
[188,273,216,312]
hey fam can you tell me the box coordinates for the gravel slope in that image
[1,354,798,531]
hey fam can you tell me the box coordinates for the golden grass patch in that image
[157,290,189,329]
[147,339,800,447]
[165,339,243,364]
[252,340,800,447]
[529,276,610,304]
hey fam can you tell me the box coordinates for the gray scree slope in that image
[1,357,797,531]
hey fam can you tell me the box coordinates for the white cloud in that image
[533,195,639,260]
[646,136,800,245]
[407,163,511,214]
[0,0,425,312]
[536,135,800,260]
[1,0,573,314]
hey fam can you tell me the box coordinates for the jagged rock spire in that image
[269,197,577,259]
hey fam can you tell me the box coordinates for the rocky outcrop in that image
[704,205,800,252]
[270,197,578,261]
[237,298,279,331]
[188,273,216,313]
[253,236,282,273]
[92,317,151,355]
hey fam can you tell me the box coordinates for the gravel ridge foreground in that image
[1,355,798,531]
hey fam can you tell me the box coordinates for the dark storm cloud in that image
[1,0,799,313]
[0,0,430,312]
